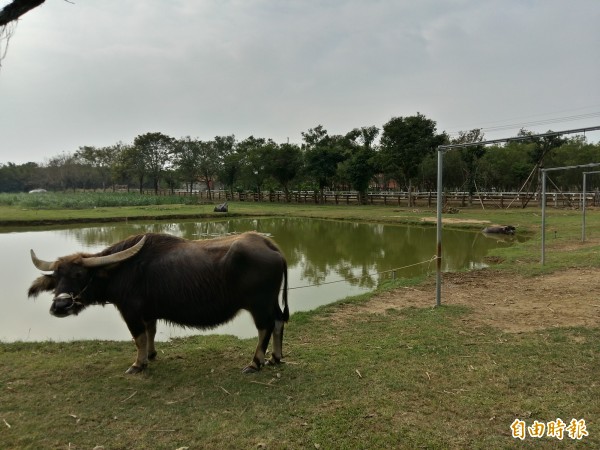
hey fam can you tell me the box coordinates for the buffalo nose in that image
[52,293,72,302]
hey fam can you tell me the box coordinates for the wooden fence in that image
[143,189,600,209]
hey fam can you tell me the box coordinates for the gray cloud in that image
[0,0,598,164]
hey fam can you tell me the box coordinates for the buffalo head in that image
[28,236,146,317]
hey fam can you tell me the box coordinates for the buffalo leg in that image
[243,325,273,373]
[267,300,286,366]
[267,319,285,365]
[123,317,149,374]
[146,319,158,361]
[126,332,149,374]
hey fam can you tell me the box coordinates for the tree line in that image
[2,113,600,204]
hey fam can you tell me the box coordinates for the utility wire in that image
[447,110,600,137]
[288,255,439,290]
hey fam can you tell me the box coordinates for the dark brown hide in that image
[482,225,515,235]
[28,232,289,374]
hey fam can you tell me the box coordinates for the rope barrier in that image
[288,255,440,290]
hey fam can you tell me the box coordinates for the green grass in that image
[2,306,597,449]
[1,196,600,448]
[0,192,212,209]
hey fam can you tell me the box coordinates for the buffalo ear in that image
[28,275,55,298]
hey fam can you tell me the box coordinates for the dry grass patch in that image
[330,268,600,333]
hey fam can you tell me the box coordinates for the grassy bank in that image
[0,190,577,232]
[1,197,599,448]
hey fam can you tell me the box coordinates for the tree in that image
[519,128,566,169]
[173,137,202,193]
[119,144,146,193]
[355,125,380,150]
[545,135,600,190]
[337,147,375,203]
[380,113,446,206]
[44,152,91,191]
[302,125,345,202]
[75,145,118,191]
[420,148,465,191]
[517,128,566,206]
[453,128,486,206]
[267,142,303,201]
[478,144,531,191]
[104,142,130,190]
[237,136,274,196]
[133,132,175,194]
[212,135,237,196]
[197,139,222,200]
[339,126,379,203]
[0,161,39,192]
[162,167,180,194]
[301,125,328,148]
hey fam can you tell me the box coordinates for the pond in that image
[1,217,517,342]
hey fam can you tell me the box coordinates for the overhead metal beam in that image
[438,125,600,152]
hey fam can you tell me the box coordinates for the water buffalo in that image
[214,202,228,212]
[28,232,289,374]
[482,225,516,235]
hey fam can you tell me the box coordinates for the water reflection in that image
[1,218,517,342]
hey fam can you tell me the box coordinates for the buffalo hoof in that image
[242,364,260,374]
[265,357,281,366]
[125,364,146,374]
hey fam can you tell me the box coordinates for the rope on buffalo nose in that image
[67,297,84,309]
[288,255,440,290]
[55,277,94,307]
[53,293,84,309]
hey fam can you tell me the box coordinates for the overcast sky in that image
[1,0,599,165]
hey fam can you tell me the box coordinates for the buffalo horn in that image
[30,250,57,272]
[81,235,147,268]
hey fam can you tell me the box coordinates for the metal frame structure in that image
[541,163,600,264]
[435,125,600,307]
[582,170,600,242]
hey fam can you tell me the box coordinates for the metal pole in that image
[582,172,587,242]
[541,170,546,265]
[435,148,443,307]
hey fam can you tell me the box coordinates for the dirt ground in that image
[338,268,600,333]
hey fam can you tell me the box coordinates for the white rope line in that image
[288,255,440,290]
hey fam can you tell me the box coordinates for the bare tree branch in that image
[0,0,45,27]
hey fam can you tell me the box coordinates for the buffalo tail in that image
[282,260,289,322]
